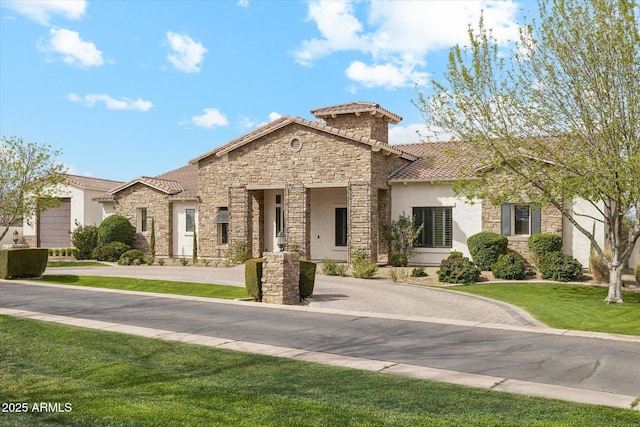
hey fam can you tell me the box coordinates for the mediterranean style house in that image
[87,101,607,267]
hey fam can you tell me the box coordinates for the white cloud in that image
[166,31,207,73]
[68,93,153,111]
[3,0,86,25]
[295,0,520,89]
[186,108,229,128]
[237,0,249,9]
[268,112,282,121]
[42,28,103,68]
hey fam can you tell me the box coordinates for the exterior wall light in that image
[13,230,19,244]
[276,231,286,252]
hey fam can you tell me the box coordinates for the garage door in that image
[38,198,71,248]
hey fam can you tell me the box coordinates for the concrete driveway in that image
[43,264,542,327]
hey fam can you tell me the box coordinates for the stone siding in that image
[113,184,171,256]
[262,251,300,305]
[197,120,411,261]
[323,114,389,143]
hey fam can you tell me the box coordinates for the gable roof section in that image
[65,174,123,191]
[189,115,416,164]
[107,164,198,199]
[388,142,482,182]
[311,101,403,124]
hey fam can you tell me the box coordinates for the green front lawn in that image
[40,275,249,300]
[451,283,640,336]
[1,316,638,426]
[46,261,109,268]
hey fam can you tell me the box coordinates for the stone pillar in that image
[285,183,310,258]
[262,252,300,305]
[348,182,377,261]
[229,185,249,245]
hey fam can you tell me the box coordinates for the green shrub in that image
[528,234,563,267]
[492,253,526,280]
[229,240,249,264]
[410,267,428,277]
[635,263,640,284]
[244,258,263,301]
[589,247,611,283]
[389,253,408,267]
[118,249,147,266]
[98,214,133,246]
[321,258,347,276]
[539,252,583,282]
[179,258,189,266]
[437,253,480,285]
[92,242,131,262]
[0,248,49,279]
[72,225,99,260]
[350,248,378,279]
[299,260,317,299]
[467,232,508,271]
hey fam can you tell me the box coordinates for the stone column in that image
[348,182,377,262]
[285,183,310,258]
[262,252,300,305]
[229,185,249,246]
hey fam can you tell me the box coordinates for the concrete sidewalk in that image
[45,264,542,327]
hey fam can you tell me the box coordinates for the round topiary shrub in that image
[467,232,508,271]
[71,225,99,260]
[527,234,562,267]
[389,253,408,267]
[92,242,131,262]
[539,251,583,282]
[492,253,526,280]
[437,252,481,285]
[118,249,147,266]
[98,214,133,246]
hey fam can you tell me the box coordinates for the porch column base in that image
[262,252,300,305]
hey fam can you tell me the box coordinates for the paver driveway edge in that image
[1,307,638,411]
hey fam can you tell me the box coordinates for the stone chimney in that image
[310,102,402,144]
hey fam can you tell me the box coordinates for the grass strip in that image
[46,261,109,268]
[39,275,248,300]
[450,283,640,336]
[1,316,638,426]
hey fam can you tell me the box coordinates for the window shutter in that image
[501,203,511,236]
[531,207,542,235]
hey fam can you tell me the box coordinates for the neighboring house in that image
[96,164,199,258]
[95,101,607,266]
[23,175,123,248]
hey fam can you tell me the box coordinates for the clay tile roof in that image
[310,101,403,124]
[189,115,415,163]
[388,141,483,182]
[107,164,198,198]
[65,174,123,191]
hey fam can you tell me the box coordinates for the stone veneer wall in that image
[113,184,171,256]
[323,114,389,144]
[261,251,300,305]
[196,121,410,261]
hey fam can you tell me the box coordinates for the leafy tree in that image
[417,0,640,303]
[382,212,424,262]
[0,136,67,241]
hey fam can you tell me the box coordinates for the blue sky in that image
[0,0,531,182]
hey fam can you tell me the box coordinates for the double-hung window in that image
[501,204,541,236]
[138,208,148,232]
[185,209,195,233]
[413,207,452,248]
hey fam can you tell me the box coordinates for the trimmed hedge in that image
[540,252,583,282]
[245,258,263,301]
[437,252,481,285]
[98,214,133,246]
[299,260,317,299]
[0,248,48,279]
[92,242,131,262]
[492,253,526,280]
[528,234,562,267]
[467,232,508,271]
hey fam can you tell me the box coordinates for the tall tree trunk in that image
[605,263,624,303]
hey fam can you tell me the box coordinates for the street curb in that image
[1,307,637,411]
